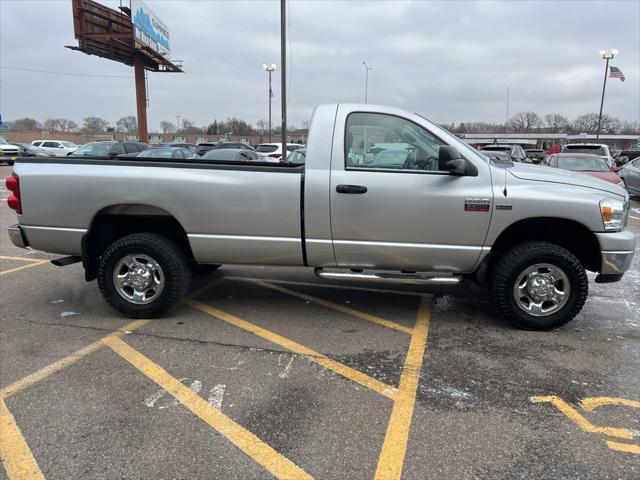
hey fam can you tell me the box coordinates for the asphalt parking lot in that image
[1,163,638,479]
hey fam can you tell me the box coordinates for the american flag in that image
[609,66,625,82]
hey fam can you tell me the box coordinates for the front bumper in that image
[8,224,29,249]
[595,230,637,275]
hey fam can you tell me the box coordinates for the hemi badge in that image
[496,204,513,210]
[464,198,490,212]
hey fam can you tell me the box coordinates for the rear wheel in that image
[97,233,190,318]
[490,241,588,330]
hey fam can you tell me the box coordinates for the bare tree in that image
[255,119,268,135]
[160,121,176,134]
[571,113,620,134]
[42,117,77,132]
[179,119,202,135]
[508,112,542,132]
[620,120,640,134]
[7,118,41,132]
[543,114,569,132]
[301,119,311,130]
[116,116,138,133]
[81,117,110,135]
[222,118,254,136]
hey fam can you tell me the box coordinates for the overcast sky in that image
[1,0,639,131]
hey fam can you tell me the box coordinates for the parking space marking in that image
[531,395,634,440]
[0,320,150,398]
[102,335,313,480]
[226,276,425,297]
[580,396,640,412]
[374,295,431,480]
[0,255,48,276]
[245,278,413,334]
[185,297,398,398]
[0,398,45,480]
[606,441,640,455]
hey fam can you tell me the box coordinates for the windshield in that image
[74,143,112,156]
[557,156,610,172]
[61,141,77,148]
[256,145,278,153]
[563,145,607,156]
[0,136,7,144]
[139,149,173,158]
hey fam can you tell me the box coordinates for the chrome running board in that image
[314,268,461,285]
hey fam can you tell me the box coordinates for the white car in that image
[31,140,79,156]
[255,143,305,161]
[561,143,614,167]
[0,136,20,163]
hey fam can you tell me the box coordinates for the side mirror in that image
[438,146,478,176]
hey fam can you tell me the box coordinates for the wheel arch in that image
[82,204,194,281]
[482,217,601,280]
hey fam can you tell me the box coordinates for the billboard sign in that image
[131,0,170,58]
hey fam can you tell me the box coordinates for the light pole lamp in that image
[363,61,372,104]
[596,48,619,141]
[262,63,277,142]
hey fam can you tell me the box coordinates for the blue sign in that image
[131,0,170,58]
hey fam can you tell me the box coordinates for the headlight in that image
[599,197,627,231]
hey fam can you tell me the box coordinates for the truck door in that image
[329,108,493,272]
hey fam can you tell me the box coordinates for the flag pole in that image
[596,56,610,141]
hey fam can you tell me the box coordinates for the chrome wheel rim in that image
[113,253,165,305]
[513,263,570,317]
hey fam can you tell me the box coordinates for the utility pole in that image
[363,61,372,103]
[280,0,287,160]
[596,48,619,141]
[133,53,148,143]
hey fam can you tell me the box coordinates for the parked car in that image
[561,144,614,167]
[0,136,20,164]
[201,149,261,162]
[286,148,306,164]
[136,147,198,159]
[70,141,148,158]
[542,153,624,186]
[31,140,79,156]
[12,143,49,157]
[618,157,640,197]
[480,151,513,164]
[480,144,527,162]
[255,143,305,160]
[168,143,198,152]
[7,103,634,331]
[525,149,545,164]
[613,150,640,167]
[195,142,253,156]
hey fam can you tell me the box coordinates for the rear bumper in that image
[8,224,29,249]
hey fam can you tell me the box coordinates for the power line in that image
[1,66,133,78]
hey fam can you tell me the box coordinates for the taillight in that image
[268,153,282,158]
[6,174,22,214]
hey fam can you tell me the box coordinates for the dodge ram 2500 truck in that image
[6,104,636,330]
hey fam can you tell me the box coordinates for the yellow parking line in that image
[374,295,431,480]
[531,395,634,440]
[0,320,150,398]
[0,255,47,263]
[103,335,313,480]
[185,298,397,399]
[246,278,413,335]
[0,260,48,276]
[579,396,640,412]
[0,397,45,480]
[606,440,640,455]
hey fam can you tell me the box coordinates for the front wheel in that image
[489,241,588,330]
[97,233,190,318]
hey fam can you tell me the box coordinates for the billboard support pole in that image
[280,0,286,161]
[134,53,148,143]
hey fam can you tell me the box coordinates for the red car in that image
[542,153,624,185]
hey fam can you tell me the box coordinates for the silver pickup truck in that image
[6,104,636,330]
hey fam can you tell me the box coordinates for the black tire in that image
[489,241,588,330]
[189,263,221,274]
[97,233,190,318]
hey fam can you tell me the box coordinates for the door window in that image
[110,143,125,156]
[345,112,444,171]
[42,141,60,148]
[123,143,138,154]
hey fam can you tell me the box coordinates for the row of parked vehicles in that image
[0,136,306,164]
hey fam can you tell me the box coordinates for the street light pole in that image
[262,63,277,142]
[363,61,372,103]
[596,48,619,141]
[280,0,287,160]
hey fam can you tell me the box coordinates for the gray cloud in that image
[1,0,638,130]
